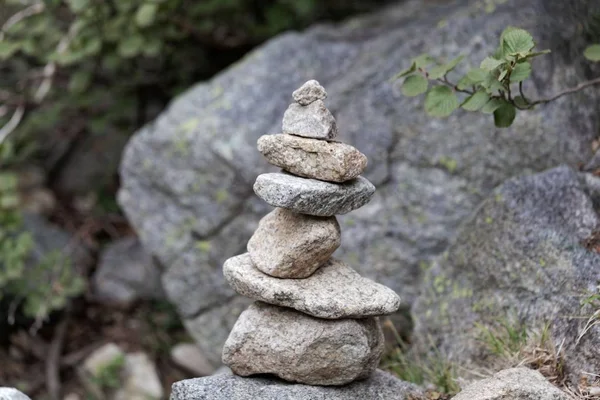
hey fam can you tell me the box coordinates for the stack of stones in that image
[221,80,401,386]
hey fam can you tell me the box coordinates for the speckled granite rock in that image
[169,369,424,400]
[0,388,32,400]
[282,100,337,140]
[224,254,400,319]
[257,134,367,182]
[222,302,384,386]
[292,80,327,106]
[247,207,340,278]
[453,368,568,400]
[254,173,375,216]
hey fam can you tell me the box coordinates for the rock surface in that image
[292,80,327,106]
[92,237,164,305]
[413,166,600,384]
[0,388,31,400]
[222,302,384,386]
[82,343,125,377]
[224,254,400,319]
[254,173,375,216]
[247,207,340,278]
[282,100,337,140]
[171,343,215,377]
[115,352,164,400]
[170,369,423,400]
[453,368,568,400]
[257,134,367,182]
[119,0,600,361]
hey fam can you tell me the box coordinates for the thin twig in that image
[0,105,25,144]
[0,2,45,41]
[531,77,600,105]
[46,313,70,400]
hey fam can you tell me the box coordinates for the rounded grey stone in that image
[253,173,375,216]
[292,79,327,106]
[247,208,340,278]
[224,254,401,318]
[257,134,367,182]
[282,100,338,140]
[222,302,384,386]
[169,369,423,400]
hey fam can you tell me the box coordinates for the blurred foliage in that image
[0,0,386,162]
[394,27,600,128]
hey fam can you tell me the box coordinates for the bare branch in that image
[0,2,45,41]
[530,77,600,106]
[0,105,25,144]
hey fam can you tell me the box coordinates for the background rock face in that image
[170,369,424,400]
[119,0,600,364]
[413,167,600,383]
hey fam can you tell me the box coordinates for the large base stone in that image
[222,302,384,386]
[169,369,424,400]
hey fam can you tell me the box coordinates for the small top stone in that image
[292,80,327,106]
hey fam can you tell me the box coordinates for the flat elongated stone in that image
[224,254,401,319]
[222,302,384,386]
[292,80,327,106]
[247,208,340,278]
[257,134,367,182]
[170,369,424,400]
[282,100,338,140]
[253,173,375,216]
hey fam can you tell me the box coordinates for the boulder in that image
[169,369,423,400]
[247,207,340,278]
[254,173,375,216]
[0,388,31,400]
[92,237,164,305]
[222,302,384,386]
[453,368,568,400]
[224,254,400,319]
[171,343,215,377]
[413,166,600,383]
[118,0,600,364]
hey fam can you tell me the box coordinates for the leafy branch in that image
[394,27,600,128]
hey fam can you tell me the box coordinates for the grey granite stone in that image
[224,254,401,318]
[282,100,337,140]
[292,80,327,106]
[253,173,375,216]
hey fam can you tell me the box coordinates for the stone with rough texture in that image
[92,237,164,305]
[224,254,401,318]
[118,0,600,360]
[413,166,600,385]
[0,388,31,400]
[222,302,384,386]
[257,134,367,182]
[453,368,568,400]
[115,352,164,400]
[282,100,337,140]
[254,173,374,216]
[171,343,215,377]
[292,80,327,105]
[247,208,340,278]
[169,369,423,400]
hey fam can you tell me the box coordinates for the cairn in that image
[221,80,401,386]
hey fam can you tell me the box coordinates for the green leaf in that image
[136,3,158,27]
[481,73,504,94]
[424,86,459,118]
[68,70,92,93]
[480,57,504,71]
[502,28,534,56]
[481,98,504,114]
[402,75,429,97]
[461,90,491,111]
[513,96,529,108]
[584,44,600,62]
[394,63,416,79]
[413,53,436,68]
[118,34,144,58]
[510,62,531,83]
[66,0,89,13]
[428,55,464,79]
[0,42,21,60]
[466,68,487,83]
[493,103,516,127]
[524,49,551,59]
[143,37,163,57]
[498,69,508,81]
[457,75,476,90]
